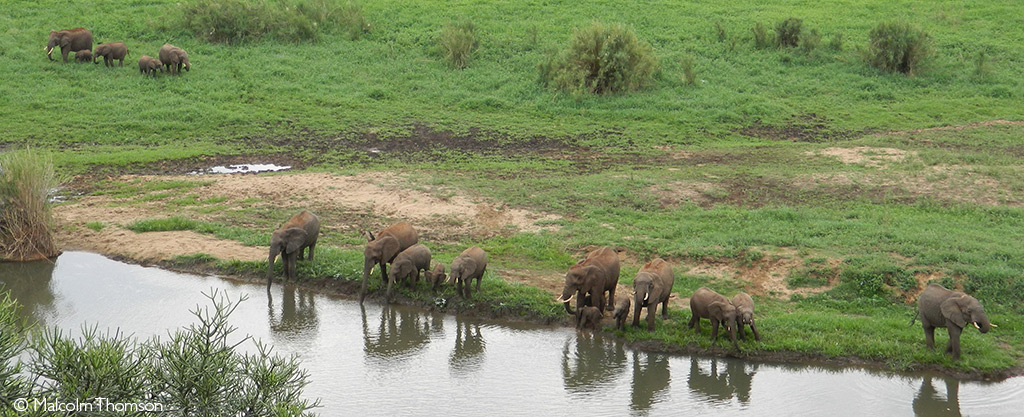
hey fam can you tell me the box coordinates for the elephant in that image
[74,50,93,63]
[448,246,488,299]
[688,287,739,349]
[385,243,431,302]
[613,297,631,330]
[94,42,128,67]
[158,43,191,75]
[46,27,93,63]
[267,210,320,289]
[914,284,993,360]
[138,55,161,76]
[360,222,418,303]
[632,258,675,331]
[557,246,620,315]
[425,263,447,290]
[731,292,761,341]
[577,306,603,331]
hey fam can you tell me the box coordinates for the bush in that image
[799,28,821,54]
[775,18,802,48]
[864,21,933,75]
[752,23,772,50]
[439,20,479,69]
[540,22,659,95]
[0,148,61,261]
[180,0,362,43]
[681,55,696,86]
[828,32,844,51]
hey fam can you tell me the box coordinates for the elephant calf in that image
[577,306,603,331]
[731,292,761,341]
[94,42,128,67]
[915,284,994,360]
[632,258,675,331]
[386,244,431,302]
[613,298,631,330]
[361,222,418,303]
[425,263,447,290]
[449,246,488,299]
[267,210,320,288]
[689,287,739,349]
[138,55,161,76]
[158,43,191,75]
[74,49,93,63]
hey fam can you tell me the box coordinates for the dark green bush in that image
[775,18,802,48]
[799,29,821,54]
[180,0,361,43]
[715,22,727,42]
[838,256,915,298]
[681,55,696,86]
[752,22,771,49]
[828,32,844,51]
[540,22,659,95]
[864,21,933,75]
[439,20,479,69]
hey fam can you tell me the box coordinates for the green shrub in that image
[681,55,696,86]
[828,32,844,51]
[540,22,659,95]
[752,22,772,49]
[439,20,479,69]
[864,21,933,75]
[775,17,802,48]
[838,256,915,298]
[179,0,355,43]
[799,29,821,54]
[85,221,104,232]
[973,51,991,77]
[0,148,62,261]
[714,22,727,42]
[335,1,371,40]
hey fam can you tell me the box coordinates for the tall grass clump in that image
[681,55,697,86]
[180,0,352,43]
[799,29,821,54]
[540,22,659,95]
[775,18,803,48]
[0,149,61,262]
[864,21,933,75]
[752,22,772,49]
[439,20,479,69]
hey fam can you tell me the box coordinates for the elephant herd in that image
[267,211,487,305]
[46,27,191,75]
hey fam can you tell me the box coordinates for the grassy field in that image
[4,0,1024,376]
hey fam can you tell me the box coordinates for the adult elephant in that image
[557,246,620,315]
[360,222,418,303]
[46,27,93,63]
[915,284,994,360]
[688,287,739,350]
[158,43,191,75]
[448,246,488,299]
[632,258,674,331]
[267,210,320,289]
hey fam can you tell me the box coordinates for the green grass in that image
[3,1,1023,171]
[84,221,104,232]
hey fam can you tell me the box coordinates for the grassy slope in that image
[6,0,1024,375]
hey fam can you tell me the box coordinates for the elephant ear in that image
[940,296,967,328]
[284,228,307,254]
[461,258,478,276]
[380,237,400,263]
[708,301,725,318]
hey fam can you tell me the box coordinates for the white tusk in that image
[973,322,980,329]
[990,323,998,328]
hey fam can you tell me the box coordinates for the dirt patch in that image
[682,249,841,299]
[881,119,1024,136]
[811,146,916,168]
[56,225,265,264]
[651,181,717,208]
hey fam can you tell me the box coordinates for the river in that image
[1,251,1021,416]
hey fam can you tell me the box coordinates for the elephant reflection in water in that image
[687,358,757,405]
[912,376,961,417]
[449,317,486,375]
[0,259,57,325]
[362,305,441,360]
[561,334,627,394]
[629,351,671,412]
[267,285,319,333]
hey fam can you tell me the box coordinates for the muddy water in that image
[2,251,1022,416]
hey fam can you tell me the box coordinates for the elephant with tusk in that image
[360,222,418,303]
[267,210,320,289]
[914,284,993,360]
[631,258,674,331]
[46,27,93,63]
[558,246,620,316]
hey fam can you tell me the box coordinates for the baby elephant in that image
[689,287,739,350]
[94,42,128,66]
[74,49,93,63]
[424,263,447,290]
[138,55,161,76]
[449,246,488,299]
[577,306,603,331]
[267,210,320,289]
[731,292,761,341]
[915,284,994,360]
[613,298,631,330]
[158,43,190,75]
[386,244,431,303]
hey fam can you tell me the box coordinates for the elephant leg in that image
[947,326,962,359]
[62,48,70,63]
[923,324,936,350]
[606,290,615,312]
[661,299,669,319]
[476,267,485,291]
[738,324,747,341]
[688,313,698,330]
[710,319,720,342]
[646,303,657,331]
[307,243,315,261]
[385,273,394,303]
[751,322,761,341]
[464,278,473,299]
[380,263,388,284]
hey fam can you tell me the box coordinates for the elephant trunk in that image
[360,258,375,304]
[267,245,281,288]
[558,287,575,314]
[46,46,55,61]
[632,287,648,327]
[974,314,992,334]
[728,318,739,349]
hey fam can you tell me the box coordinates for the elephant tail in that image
[909,310,919,327]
